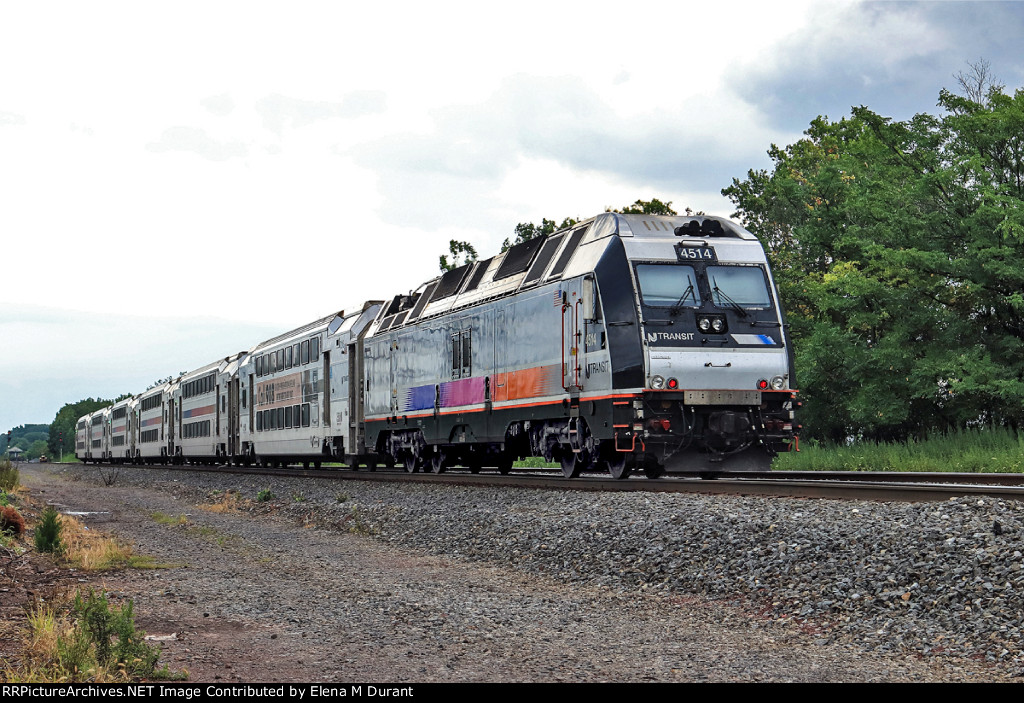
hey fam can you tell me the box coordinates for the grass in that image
[58,514,135,570]
[151,511,188,526]
[199,489,247,513]
[32,511,178,571]
[5,589,182,682]
[773,427,1024,473]
[342,506,374,536]
[513,457,559,469]
[0,458,19,492]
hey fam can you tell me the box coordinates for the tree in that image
[501,217,578,252]
[606,198,679,216]
[953,58,1004,106]
[438,239,479,272]
[723,83,1024,443]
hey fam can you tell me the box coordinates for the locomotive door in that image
[494,308,507,403]
[347,342,359,453]
[390,337,398,416]
[561,285,583,391]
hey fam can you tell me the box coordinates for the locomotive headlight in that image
[770,375,787,390]
[711,318,725,333]
[650,375,665,389]
[698,317,711,332]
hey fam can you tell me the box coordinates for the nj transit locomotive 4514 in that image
[76,213,798,478]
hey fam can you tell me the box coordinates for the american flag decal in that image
[553,289,562,307]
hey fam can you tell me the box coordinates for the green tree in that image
[438,239,479,272]
[723,82,1024,443]
[501,216,579,252]
[606,198,680,216]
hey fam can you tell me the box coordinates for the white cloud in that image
[146,126,249,160]
[201,93,236,117]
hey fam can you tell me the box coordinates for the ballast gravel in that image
[19,464,1024,682]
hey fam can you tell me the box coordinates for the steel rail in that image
[53,462,1024,502]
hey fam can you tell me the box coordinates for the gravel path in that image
[17,463,1023,682]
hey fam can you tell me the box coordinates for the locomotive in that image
[76,213,798,478]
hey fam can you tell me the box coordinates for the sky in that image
[2,0,1023,435]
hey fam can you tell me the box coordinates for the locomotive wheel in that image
[605,453,631,480]
[642,459,665,479]
[430,451,447,474]
[560,451,583,479]
[403,453,418,473]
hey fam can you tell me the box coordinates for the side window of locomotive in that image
[461,330,471,377]
[636,264,700,307]
[450,333,461,378]
[450,330,471,378]
[706,265,772,308]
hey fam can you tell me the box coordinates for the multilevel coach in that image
[77,213,798,478]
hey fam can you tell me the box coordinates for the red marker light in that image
[667,377,678,389]
[757,379,769,390]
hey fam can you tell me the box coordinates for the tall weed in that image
[0,458,18,492]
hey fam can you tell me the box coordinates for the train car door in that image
[229,377,239,456]
[322,349,331,428]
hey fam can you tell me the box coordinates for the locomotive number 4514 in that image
[674,244,717,262]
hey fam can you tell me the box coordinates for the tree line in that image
[724,69,1024,443]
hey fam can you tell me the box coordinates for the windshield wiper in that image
[711,276,749,318]
[669,276,698,316]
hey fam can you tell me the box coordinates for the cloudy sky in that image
[2,1,1023,437]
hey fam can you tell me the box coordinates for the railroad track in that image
[49,461,1024,503]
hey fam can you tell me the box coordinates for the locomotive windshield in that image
[635,264,699,307]
[707,265,772,308]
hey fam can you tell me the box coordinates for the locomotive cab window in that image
[636,264,700,307]
[707,265,772,309]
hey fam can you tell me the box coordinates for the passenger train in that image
[76,213,798,478]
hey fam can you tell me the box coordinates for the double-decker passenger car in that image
[237,302,381,468]
[108,396,135,462]
[173,354,244,465]
[136,381,176,464]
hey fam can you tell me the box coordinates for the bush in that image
[34,506,63,553]
[69,590,161,678]
[0,505,25,535]
[19,589,170,681]
[256,489,273,502]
